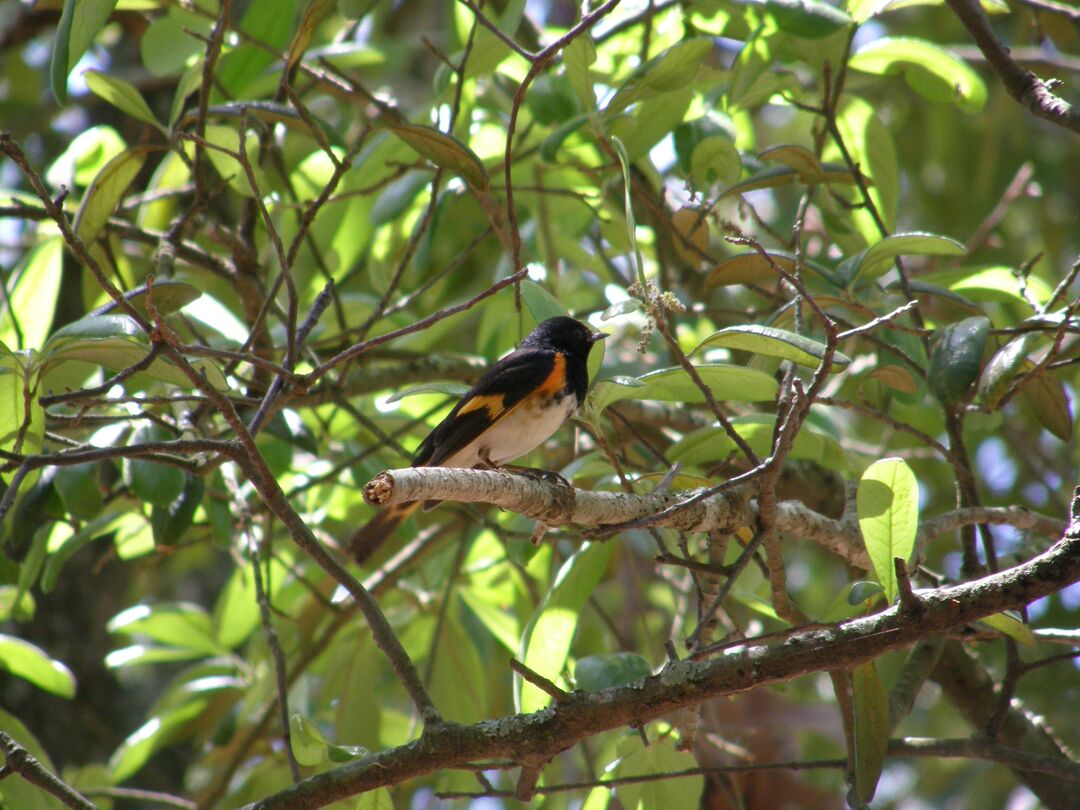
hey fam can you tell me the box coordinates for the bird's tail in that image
[348,501,421,565]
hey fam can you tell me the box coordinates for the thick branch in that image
[244,525,1080,809]
[946,0,1080,134]
[363,468,1066,570]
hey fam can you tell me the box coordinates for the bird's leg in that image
[478,449,570,487]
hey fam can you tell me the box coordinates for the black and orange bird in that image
[349,316,607,563]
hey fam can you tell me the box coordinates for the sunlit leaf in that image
[386,123,488,190]
[842,232,966,286]
[849,37,987,113]
[517,542,615,713]
[83,70,164,131]
[693,324,851,369]
[50,0,119,103]
[73,146,153,243]
[979,611,1036,647]
[591,364,779,412]
[857,457,919,603]
[0,634,76,698]
[766,0,852,38]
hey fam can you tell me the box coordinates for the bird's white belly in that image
[442,391,577,468]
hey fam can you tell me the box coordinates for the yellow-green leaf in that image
[73,146,153,243]
[0,634,76,698]
[857,457,919,603]
[979,611,1036,647]
[386,123,488,190]
[84,70,164,131]
[693,324,851,369]
[849,37,987,113]
[591,364,779,412]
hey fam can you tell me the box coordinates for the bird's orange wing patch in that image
[456,393,506,418]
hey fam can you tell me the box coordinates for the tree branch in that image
[945,0,1080,134]
[243,523,1080,809]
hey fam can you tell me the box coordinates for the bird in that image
[349,316,608,564]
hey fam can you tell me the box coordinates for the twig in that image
[509,658,571,703]
[0,732,96,810]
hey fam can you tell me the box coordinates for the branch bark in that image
[244,523,1080,809]
[946,0,1080,134]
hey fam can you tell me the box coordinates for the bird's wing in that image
[413,348,557,467]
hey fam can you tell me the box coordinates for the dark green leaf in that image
[124,424,186,508]
[574,652,651,691]
[852,660,889,803]
[927,316,990,405]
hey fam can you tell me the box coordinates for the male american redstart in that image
[349,316,607,563]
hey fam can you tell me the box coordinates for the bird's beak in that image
[590,331,609,343]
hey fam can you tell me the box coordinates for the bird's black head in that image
[522,316,607,357]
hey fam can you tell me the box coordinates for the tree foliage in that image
[1,1,1078,808]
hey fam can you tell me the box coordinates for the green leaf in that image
[691,135,741,188]
[108,678,240,782]
[0,634,76,698]
[563,35,597,111]
[610,735,705,809]
[123,423,186,508]
[0,237,64,351]
[831,96,898,239]
[73,146,152,244]
[94,280,204,319]
[83,70,164,131]
[286,0,338,76]
[108,601,223,655]
[591,364,779,413]
[39,313,227,391]
[574,652,651,691]
[0,709,66,810]
[758,143,823,179]
[385,382,471,404]
[852,660,889,803]
[979,611,1036,647]
[847,580,886,606]
[0,347,45,467]
[605,37,714,116]
[517,542,615,713]
[857,457,919,603]
[921,266,1053,307]
[693,324,851,369]
[50,0,119,103]
[386,123,489,190]
[520,278,569,325]
[842,231,966,286]
[927,316,990,405]
[1022,369,1073,442]
[720,163,859,199]
[53,463,103,521]
[978,334,1038,408]
[865,364,919,395]
[848,37,987,113]
[151,474,204,546]
[669,415,850,472]
[766,0,852,38]
[290,713,330,767]
[674,114,737,175]
[601,299,643,320]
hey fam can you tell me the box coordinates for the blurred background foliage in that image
[0,0,1078,808]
